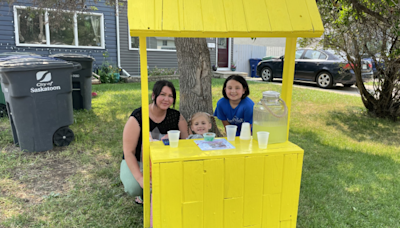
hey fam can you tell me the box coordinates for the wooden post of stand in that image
[139,36,151,228]
[281,37,298,141]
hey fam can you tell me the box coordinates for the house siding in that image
[119,5,217,76]
[0,0,117,71]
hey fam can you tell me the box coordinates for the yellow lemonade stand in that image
[127,0,323,227]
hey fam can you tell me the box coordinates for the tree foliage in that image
[303,0,400,120]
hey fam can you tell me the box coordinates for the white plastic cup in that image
[225,125,237,141]
[240,122,251,140]
[257,131,270,149]
[167,130,180,148]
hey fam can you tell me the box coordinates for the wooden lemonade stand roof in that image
[127,0,323,227]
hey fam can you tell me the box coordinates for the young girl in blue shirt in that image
[214,75,254,136]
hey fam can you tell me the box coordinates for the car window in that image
[319,53,327,60]
[303,50,321,59]
[295,50,304,59]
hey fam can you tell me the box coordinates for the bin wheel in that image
[0,104,7,118]
[53,127,74,147]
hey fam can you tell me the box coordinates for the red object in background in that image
[91,92,97,97]
[343,63,354,70]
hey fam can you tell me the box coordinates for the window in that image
[295,50,304,59]
[303,50,322,59]
[218,38,227,48]
[129,36,176,51]
[319,53,327,60]
[14,6,104,48]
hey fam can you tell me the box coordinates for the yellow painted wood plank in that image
[139,37,151,228]
[152,163,161,228]
[200,0,227,32]
[182,0,203,31]
[291,154,304,227]
[243,225,261,228]
[177,0,184,31]
[224,157,244,198]
[224,198,243,228]
[128,0,148,30]
[183,161,203,202]
[285,0,313,31]
[128,30,322,38]
[280,154,297,221]
[146,0,155,31]
[264,155,284,194]
[262,193,281,228]
[281,220,292,228]
[221,0,248,32]
[204,159,224,228]
[304,0,324,32]
[154,0,162,30]
[281,38,298,141]
[242,0,271,32]
[163,0,181,31]
[127,0,323,37]
[183,202,203,228]
[160,162,182,228]
[150,138,303,163]
[265,0,292,32]
[244,156,264,226]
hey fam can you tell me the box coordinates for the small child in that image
[187,112,213,139]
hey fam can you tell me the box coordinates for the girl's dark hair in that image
[152,80,176,108]
[222,75,250,99]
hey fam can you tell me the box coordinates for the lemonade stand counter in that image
[126,0,324,227]
[150,138,304,228]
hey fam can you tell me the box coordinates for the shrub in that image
[148,66,178,76]
[97,61,120,83]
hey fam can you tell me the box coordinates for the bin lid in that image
[49,53,95,62]
[0,56,73,72]
[0,52,40,57]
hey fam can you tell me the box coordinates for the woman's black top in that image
[123,107,181,161]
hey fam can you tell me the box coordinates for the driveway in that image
[246,77,371,96]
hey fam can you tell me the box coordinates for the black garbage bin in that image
[0,53,42,145]
[0,80,5,118]
[0,52,40,118]
[50,54,95,110]
[0,56,81,152]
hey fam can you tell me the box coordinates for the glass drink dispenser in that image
[253,91,288,144]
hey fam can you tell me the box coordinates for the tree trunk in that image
[175,38,223,136]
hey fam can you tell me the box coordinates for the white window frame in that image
[128,28,176,52]
[14,5,105,49]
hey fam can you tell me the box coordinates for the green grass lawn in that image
[1,79,399,227]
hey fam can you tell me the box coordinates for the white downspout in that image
[116,0,130,76]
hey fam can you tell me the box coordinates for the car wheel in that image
[343,84,354,87]
[316,71,333,88]
[261,67,273,82]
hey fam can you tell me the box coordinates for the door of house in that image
[217,38,229,68]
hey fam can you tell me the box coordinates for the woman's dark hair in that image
[222,75,250,100]
[152,80,177,108]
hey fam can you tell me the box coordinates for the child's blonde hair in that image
[188,112,213,134]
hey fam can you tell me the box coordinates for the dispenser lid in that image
[262,91,280,98]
